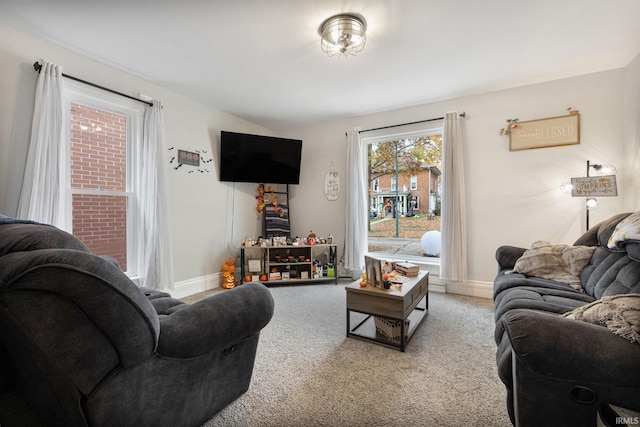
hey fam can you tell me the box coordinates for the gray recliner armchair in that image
[0,220,274,426]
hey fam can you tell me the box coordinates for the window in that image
[63,81,145,276]
[365,128,442,258]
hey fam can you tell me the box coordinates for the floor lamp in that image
[561,160,618,231]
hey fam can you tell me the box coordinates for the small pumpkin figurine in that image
[221,257,237,289]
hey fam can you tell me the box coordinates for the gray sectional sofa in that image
[0,218,274,426]
[493,212,640,427]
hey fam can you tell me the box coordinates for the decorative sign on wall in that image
[509,113,580,151]
[178,150,200,166]
[570,175,618,197]
[168,147,213,173]
[324,162,340,201]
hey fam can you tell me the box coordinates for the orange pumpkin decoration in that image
[244,275,252,283]
[225,258,235,266]
[259,274,268,281]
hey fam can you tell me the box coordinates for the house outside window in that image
[365,129,442,258]
[64,80,144,276]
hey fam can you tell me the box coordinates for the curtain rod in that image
[359,112,466,134]
[33,61,153,107]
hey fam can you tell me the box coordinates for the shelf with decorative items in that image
[240,241,338,285]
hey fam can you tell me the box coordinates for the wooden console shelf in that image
[240,244,338,285]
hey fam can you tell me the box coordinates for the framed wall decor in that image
[178,149,200,166]
[510,114,580,151]
[325,162,340,201]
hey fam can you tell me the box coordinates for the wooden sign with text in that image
[510,114,580,151]
[571,175,618,197]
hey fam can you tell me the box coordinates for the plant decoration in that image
[256,184,285,217]
[499,118,519,136]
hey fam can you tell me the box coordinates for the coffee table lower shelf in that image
[346,295,428,352]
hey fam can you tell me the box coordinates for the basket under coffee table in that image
[345,271,429,352]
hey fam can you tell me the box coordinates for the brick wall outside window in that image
[70,103,128,269]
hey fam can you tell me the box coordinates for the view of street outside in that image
[366,133,442,259]
[368,215,441,257]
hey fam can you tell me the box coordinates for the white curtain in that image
[17,60,66,228]
[344,129,368,277]
[440,111,467,282]
[137,102,174,291]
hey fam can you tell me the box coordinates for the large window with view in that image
[366,131,442,258]
[64,82,144,276]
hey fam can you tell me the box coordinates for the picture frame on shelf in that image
[364,255,383,288]
[248,259,262,273]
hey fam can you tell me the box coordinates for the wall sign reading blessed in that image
[510,114,580,151]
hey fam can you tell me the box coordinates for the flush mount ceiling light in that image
[319,13,367,57]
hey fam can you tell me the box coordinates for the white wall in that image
[0,23,272,292]
[282,70,629,287]
[0,21,636,295]
[624,52,640,210]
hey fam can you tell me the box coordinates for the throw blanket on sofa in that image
[512,242,597,291]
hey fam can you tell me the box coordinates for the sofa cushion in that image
[563,294,640,344]
[512,242,596,291]
[493,271,595,343]
[580,247,640,298]
[608,211,640,249]
[573,213,631,246]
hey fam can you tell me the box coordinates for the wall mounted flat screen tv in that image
[219,131,303,184]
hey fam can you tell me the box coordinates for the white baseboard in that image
[443,279,493,299]
[171,273,220,299]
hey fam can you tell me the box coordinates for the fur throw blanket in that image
[512,241,597,291]
[563,294,640,344]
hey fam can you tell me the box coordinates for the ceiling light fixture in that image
[319,13,367,57]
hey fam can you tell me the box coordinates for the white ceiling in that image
[1,0,640,131]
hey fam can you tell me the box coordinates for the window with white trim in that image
[63,80,144,276]
[364,126,442,258]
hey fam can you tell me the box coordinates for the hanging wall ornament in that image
[325,162,340,201]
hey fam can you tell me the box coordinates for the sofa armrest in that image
[503,309,640,387]
[496,246,526,271]
[156,282,274,358]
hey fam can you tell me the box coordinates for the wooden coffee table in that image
[346,271,429,352]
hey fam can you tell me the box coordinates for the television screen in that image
[219,131,302,184]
